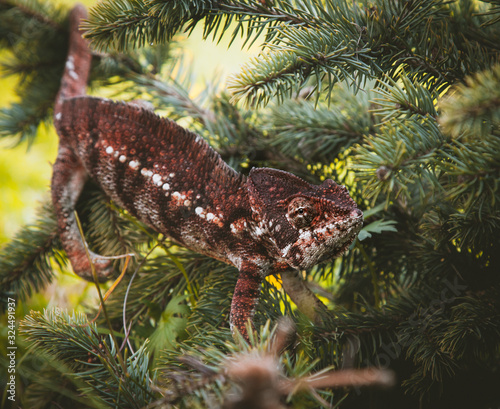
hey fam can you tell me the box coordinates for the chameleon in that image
[51,5,364,338]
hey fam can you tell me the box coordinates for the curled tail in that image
[52,5,113,281]
[54,4,92,121]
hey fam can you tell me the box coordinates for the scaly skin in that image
[52,5,364,338]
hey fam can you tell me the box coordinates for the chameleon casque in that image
[52,5,363,338]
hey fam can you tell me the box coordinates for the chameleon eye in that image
[287,197,317,229]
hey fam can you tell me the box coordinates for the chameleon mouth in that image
[299,213,363,269]
[334,214,364,250]
[321,219,363,262]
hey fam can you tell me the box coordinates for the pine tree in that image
[1,0,500,408]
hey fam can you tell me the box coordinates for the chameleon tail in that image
[52,5,113,281]
[53,4,92,121]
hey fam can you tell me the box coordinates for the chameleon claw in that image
[67,249,113,282]
[68,248,134,283]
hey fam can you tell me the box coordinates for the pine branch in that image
[373,74,438,122]
[308,281,500,396]
[440,63,500,137]
[185,258,237,333]
[441,294,500,360]
[266,84,374,163]
[81,0,500,109]
[97,251,216,359]
[155,320,394,408]
[0,186,159,311]
[0,0,65,31]
[116,56,312,177]
[228,26,374,107]
[366,0,451,87]
[0,0,69,143]
[20,309,105,369]
[446,203,500,260]
[83,0,326,52]
[479,0,500,26]
[20,365,103,409]
[352,116,448,205]
[0,201,62,307]
[227,49,304,107]
[117,56,217,130]
[81,188,153,273]
[20,308,157,407]
[439,136,500,209]
[83,0,152,52]
[97,252,187,324]
[399,291,500,394]
[85,1,374,106]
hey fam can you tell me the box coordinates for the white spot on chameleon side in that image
[106,146,114,155]
[254,226,265,237]
[140,168,155,179]
[119,155,127,163]
[152,174,162,184]
[195,206,206,218]
[55,112,62,121]
[281,243,292,258]
[230,218,247,235]
[129,160,140,169]
[162,183,170,190]
[66,56,74,70]
[298,230,313,242]
[171,192,184,206]
[66,56,79,80]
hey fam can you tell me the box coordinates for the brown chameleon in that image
[52,5,363,338]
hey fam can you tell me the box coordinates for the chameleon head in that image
[280,180,363,269]
[247,168,363,270]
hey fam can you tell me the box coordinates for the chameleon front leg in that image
[281,269,328,324]
[51,145,113,282]
[230,264,265,340]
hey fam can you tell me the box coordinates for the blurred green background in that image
[0,0,258,245]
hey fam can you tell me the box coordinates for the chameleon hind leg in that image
[51,145,113,282]
[51,5,113,281]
